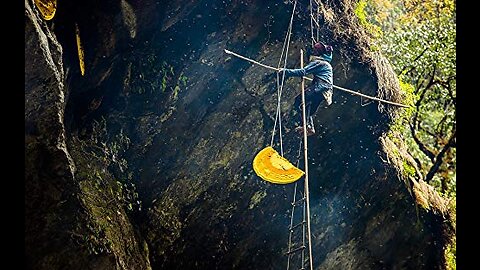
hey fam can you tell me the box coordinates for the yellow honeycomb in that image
[34,0,56,20]
[75,23,85,76]
[253,146,304,184]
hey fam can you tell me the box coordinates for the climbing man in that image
[278,41,334,136]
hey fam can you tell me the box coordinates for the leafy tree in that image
[359,1,456,268]
[366,0,456,198]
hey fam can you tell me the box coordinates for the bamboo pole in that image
[225,49,281,71]
[300,49,314,270]
[224,49,409,108]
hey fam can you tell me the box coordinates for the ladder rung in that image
[289,220,306,231]
[292,197,305,206]
[285,245,306,255]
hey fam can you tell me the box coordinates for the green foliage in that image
[172,73,188,102]
[398,76,415,104]
[445,240,456,270]
[90,117,131,173]
[389,75,416,134]
[354,0,383,40]
[70,113,145,257]
[402,160,416,178]
[117,180,142,212]
[365,0,456,267]
[354,0,368,24]
[131,53,164,94]
[368,0,456,197]
[83,220,114,255]
[179,74,188,86]
[85,118,141,213]
[130,53,187,98]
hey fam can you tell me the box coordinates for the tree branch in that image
[415,70,427,91]
[409,67,439,162]
[415,66,437,107]
[435,113,452,136]
[401,47,429,75]
[410,122,436,162]
[445,76,456,104]
[425,129,456,183]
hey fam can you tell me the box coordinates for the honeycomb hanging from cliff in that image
[34,0,56,20]
[75,23,85,76]
[253,146,304,184]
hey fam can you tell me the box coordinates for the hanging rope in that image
[314,0,323,42]
[309,0,316,46]
[270,0,298,156]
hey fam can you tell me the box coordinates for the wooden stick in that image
[225,49,280,71]
[300,49,314,270]
[330,84,409,108]
[224,49,410,108]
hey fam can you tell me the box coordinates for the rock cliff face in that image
[25,0,445,269]
[25,0,151,269]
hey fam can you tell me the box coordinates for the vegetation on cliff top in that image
[355,0,456,268]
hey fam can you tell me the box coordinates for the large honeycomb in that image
[34,0,56,20]
[253,146,304,184]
